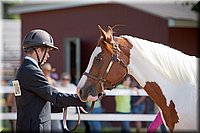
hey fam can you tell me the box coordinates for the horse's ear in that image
[98,25,107,40]
[107,26,114,44]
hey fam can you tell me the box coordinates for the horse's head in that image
[77,25,133,102]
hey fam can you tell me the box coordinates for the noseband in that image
[83,37,128,96]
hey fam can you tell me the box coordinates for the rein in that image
[62,106,94,131]
[63,107,80,131]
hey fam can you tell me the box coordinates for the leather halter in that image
[83,37,128,112]
[83,54,127,92]
[62,37,128,131]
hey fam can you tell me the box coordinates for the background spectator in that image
[86,99,103,133]
[130,78,146,133]
[41,63,63,132]
[57,72,77,130]
[115,74,132,133]
[41,63,57,87]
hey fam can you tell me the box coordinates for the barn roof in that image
[8,0,198,21]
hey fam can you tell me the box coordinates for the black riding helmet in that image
[22,29,58,67]
[22,29,58,50]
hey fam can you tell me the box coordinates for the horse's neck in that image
[123,35,197,88]
[127,46,164,87]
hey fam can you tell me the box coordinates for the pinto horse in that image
[77,25,198,132]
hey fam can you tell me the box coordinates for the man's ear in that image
[36,47,40,52]
[36,47,42,53]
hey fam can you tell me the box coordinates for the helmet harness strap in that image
[32,47,47,68]
[40,47,47,66]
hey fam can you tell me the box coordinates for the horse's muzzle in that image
[77,87,98,102]
[77,88,86,102]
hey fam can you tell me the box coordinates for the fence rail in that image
[0,113,156,121]
[0,86,148,96]
[0,86,155,121]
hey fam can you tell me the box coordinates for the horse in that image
[76,25,198,132]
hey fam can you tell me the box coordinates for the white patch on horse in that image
[85,47,102,73]
[123,35,198,130]
[77,47,102,89]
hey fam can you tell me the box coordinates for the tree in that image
[3,2,20,19]
[192,1,200,13]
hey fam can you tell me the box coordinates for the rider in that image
[14,29,85,132]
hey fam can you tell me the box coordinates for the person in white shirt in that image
[57,72,77,130]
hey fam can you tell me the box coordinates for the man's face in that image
[37,47,52,64]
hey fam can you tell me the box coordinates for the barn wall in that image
[21,3,168,77]
[169,27,199,57]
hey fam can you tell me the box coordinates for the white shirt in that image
[56,83,77,94]
[25,56,40,69]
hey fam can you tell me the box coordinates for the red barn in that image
[10,1,198,84]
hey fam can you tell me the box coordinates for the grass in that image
[73,127,148,133]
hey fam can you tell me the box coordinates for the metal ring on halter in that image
[101,82,106,94]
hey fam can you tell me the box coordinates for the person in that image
[115,74,132,133]
[86,99,103,133]
[3,78,16,132]
[4,71,18,132]
[6,92,17,132]
[41,62,57,87]
[130,79,146,133]
[58,72,77,94]
[41,62,63,132]
[13,29,85,132]
[147,104,167,133]
[145,92,167,132]
[57,72,77,130]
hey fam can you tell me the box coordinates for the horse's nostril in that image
[79,90,82,96]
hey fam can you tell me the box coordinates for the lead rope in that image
[63,107,81,131]
[62,81,106,131]
[62,105,96,132]
[62,94,101,132]
[62,102,97,132]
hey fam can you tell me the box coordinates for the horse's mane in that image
[122,35,198,84]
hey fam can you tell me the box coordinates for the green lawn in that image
[74,127,147,133]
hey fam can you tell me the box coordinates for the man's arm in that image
[23,68,85,108]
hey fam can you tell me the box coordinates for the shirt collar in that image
[25,56,40,69]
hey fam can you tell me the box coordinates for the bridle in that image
[83,52,127,94]
[62,37,128,132]
[83,37,128,111]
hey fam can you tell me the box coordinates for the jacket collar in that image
[24,56,40,69]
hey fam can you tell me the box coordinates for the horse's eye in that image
[96,56,103,62]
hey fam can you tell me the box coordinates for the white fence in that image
[0,86,156,121]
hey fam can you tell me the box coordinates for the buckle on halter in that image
[112,54,118,62]
[99,78,106,83]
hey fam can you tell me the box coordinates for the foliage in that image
[3,2,20,19]
[192,1,200,13]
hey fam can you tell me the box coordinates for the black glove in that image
[68,94,86,107]
[56,93,86,108]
